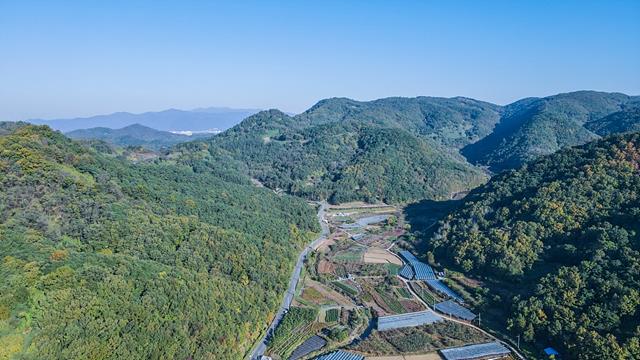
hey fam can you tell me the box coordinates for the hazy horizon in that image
[2,0,639,121]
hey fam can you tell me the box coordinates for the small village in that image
[259,203,529,360]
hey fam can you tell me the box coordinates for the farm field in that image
[267,202,505,360]
[364,248,402,265]
[351,321,490,355]
[366,354,442,360]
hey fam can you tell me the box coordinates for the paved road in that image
[248,202,330,360]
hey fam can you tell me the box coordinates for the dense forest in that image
[195,109,487,204]
[429,132,640,359]
[0,123,319,359]
[170,92,640,205]
[190,95,505,204]
[462,91,640,171]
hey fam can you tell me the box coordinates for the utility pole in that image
[517,334,520,349]
[478,312,481,327]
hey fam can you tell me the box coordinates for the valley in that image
[258,202,523,360]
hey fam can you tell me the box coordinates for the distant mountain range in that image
[66,124,215,150]
[27,106,260,132]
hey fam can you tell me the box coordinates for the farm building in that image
[377,310,442,331]
[439,341,510,360]
[314,350,364,360]
[435,300,476,321]
[426,279,464,302]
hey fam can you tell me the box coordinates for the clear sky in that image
[1,0,639,120]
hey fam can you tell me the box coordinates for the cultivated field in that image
[364,248,402,265]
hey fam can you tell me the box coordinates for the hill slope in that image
[192,96,506,204]
[585,104,640,136]
[66,123,213,150]
[462,91,640,171]
[0,123,319,359]
[429,133,640,359]
[195,106,489,204]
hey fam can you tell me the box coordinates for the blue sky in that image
[1,0,639,120]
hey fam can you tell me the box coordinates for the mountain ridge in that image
[66,123,214,150]
[27,107,261,132]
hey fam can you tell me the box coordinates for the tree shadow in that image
[402,198,461,254]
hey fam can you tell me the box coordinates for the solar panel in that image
[412,262,437,280]
[289,335,327,360]
[435,300,476,321]
[398,265,415,279]
[425,280,463,302]
[398,250,420,265]
[314,350,364,360]
[440,342,510,360]
[377,310,442,331]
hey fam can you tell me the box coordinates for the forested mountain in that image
[585,104,640,136]
[0,123,319,359]
[295,97,502,148]
[28,107,259,132]
[179,92,639,204]
[429,132,640,359]
[462,91,640,171]
[66,123,213,150]
[196,104,490,204]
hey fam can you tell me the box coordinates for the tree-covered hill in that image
[295,96,502,148]
[585,104,640,136]
[194,107,489,204]
[189,96,505,204]
[0,123,319,359]
[66,123,213,150]
[429,132,640,359]
[462,91,640,171]
[183,92,640,204]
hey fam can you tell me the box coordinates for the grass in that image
[396,287,412,299]
[377,288,405,314]
[384,263,401,275]
[332,281,358,296]
[301,287,325,303]
[333,249,363,263]
[325,308,340,322]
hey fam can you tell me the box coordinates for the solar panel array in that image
[425,280,463,302]
[398,265,415,279]
[435,300,476,321]
[289,335,327,360]
[412,262,437,280]
[440,341,510,360]
[314,350,364,360]
[398,250,420,264]
[377,310,442,331]
[397,251,437,280]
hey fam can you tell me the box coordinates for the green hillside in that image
[429,133,640,359]
[193,96,504,204]
[462,91,640,171]
[66,123,213,150]
[0,123,319,359]
[196,107,488,204]
[585,105,640,136]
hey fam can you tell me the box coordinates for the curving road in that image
[248,202,330,360]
